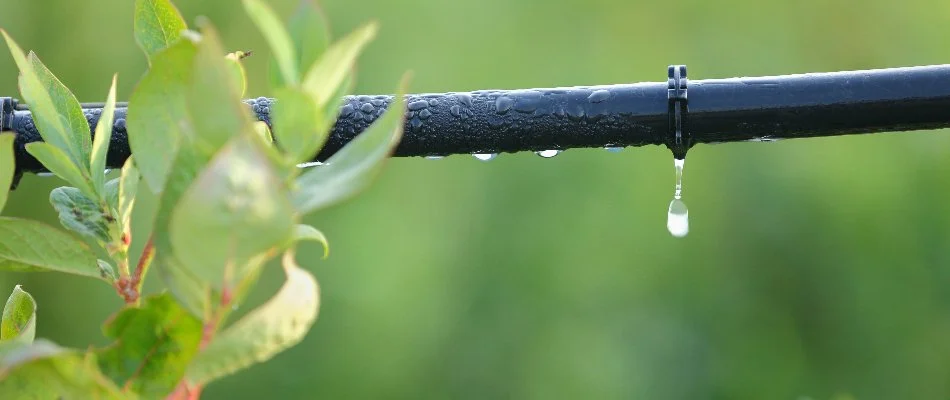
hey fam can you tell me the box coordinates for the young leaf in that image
[25,142,96,198]
[186,23,256,155]
[225,51,250,97]
[301,22,378,105]
[134,0,188,60]
[1,286,36,344]
[170,133,295,290]
[127,37,198,192]
[293,77,408,214]
[268,0,332,89]
[97,293,202,398]
[0,217,101,279]
[243,0,299,85]
[0,134,16,213]
[272,87,326,164]
[294,224,329,259]
[50,187,113,243]
[90,75,118,197]
[2,32,90,169]
[0,339,124,398]
[186,252,319,385]
[118,158,140,234]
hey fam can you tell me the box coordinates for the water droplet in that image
[408,100,429,111]
[426,155,445,160]
[36,172,55,177]
[666,158,689,237]
[495,96,514,114]
[604,146,623,153]
[535,150,561,158]
[473,153,497,161]
[297,161,325,168]
[588,90,611,103]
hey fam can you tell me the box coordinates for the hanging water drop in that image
[535,150,561,158]
[604,146,623,153]
[666,158,689,237]
[473,153,497,162]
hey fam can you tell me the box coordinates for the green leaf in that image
[127,37,198,193]
[273,87,326,164]
[302,22,377,105]
[186,22,255,155]
[0,339,124,399]
[2,32,91,170]
[50,187,114,244]
[293,76,408,214]
[0,217,101,280]
[134,0,188,60]
[98,293,202,398]
[186,252,319,385]
[1,286,35,344]
[294,224,329,259]
[152,145,211,318]
[268,0,332,89]
[25,142,96,198]
[0,133,16,213]
[90,75,118,197]
[170,133,295,290]
[243,0,299,86]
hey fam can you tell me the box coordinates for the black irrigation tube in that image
[2,64,950,176]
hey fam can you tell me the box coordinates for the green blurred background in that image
[2,0,950,398]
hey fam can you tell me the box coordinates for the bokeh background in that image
[2,0,950,398]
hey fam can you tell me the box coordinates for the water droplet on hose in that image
[473,153,497,161]
[666,158,689,237]
[535,150,561,158]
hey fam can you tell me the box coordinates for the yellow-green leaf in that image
[1,286,35,344]
[127,37,198,192]
[243,0,299,86]
[0,134,16,213]
[170,133,295,290]
[293,76,408,214]
[269,0,332,89]
[273,87,326,164]
[186,23,255,156]
[0,340,124,399]
[2,32,91,170]
[186,252,318,385]
[25,142,96,198]
[302,22,378,105]
[0,217,101,280]
[90,75,118,197]
[294,224,329,259]
[134,0,188,60]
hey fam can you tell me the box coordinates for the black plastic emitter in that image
[2,64,949,175]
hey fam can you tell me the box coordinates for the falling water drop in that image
[426,155,445,160]
[666,158,689,238]
[604,146,623,153]
[473,153,497,161]
[535,150,561,158]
